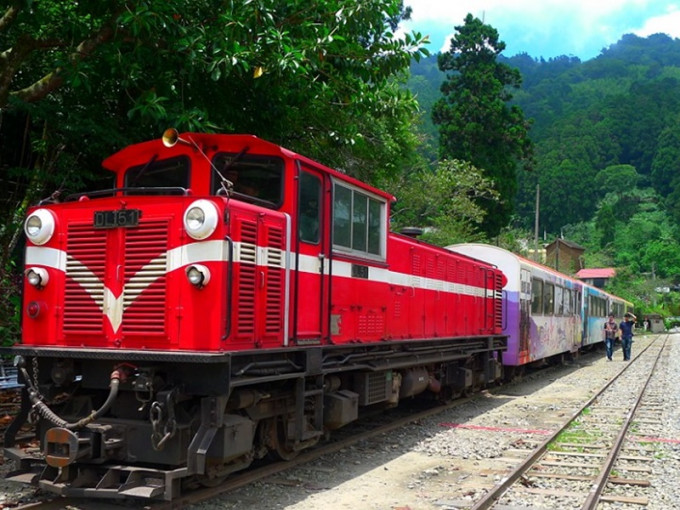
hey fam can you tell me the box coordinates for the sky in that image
[399,0,680,61]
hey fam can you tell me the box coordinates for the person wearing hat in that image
[619,312,637,361]
[603,313,618,361]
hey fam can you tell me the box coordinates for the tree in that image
[389,159,499,245]
[432,13,533,237]
[595,164,639,195]
[0,0,430,235]
[0,0,430,344]
[651,122,680,196]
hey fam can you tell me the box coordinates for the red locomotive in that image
[2,130,506,500]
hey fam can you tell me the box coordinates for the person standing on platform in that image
[603,314,618,361]
[619,312,637,361]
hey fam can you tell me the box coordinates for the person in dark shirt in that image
[619,312,637,361]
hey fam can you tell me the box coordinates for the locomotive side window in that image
[299,171,321,244]
[211,153,284,207]
[332,181,385,260]
[124,156,190,194]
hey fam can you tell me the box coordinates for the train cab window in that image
[531,279,543,314]
[299,171,321,244]
[124,156,190,194]
[543,282,555,315]
[332,181,386,260]
[211,153,284,207]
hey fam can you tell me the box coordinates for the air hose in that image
[21,366,121,430]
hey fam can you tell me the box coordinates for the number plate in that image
[93,209,142,229]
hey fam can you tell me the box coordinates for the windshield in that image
[124,156,190,195]
[212,153,284,207]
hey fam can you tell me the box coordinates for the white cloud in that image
[401,0,680,59]
[634,8,680,38]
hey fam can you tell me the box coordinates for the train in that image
[0,130,632,502]
[1,130,507,501]
[447,244,633,377]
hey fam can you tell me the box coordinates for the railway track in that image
[149,397,479,509]
[1,340,669,509]
[470,334,668,509]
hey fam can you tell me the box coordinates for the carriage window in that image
[543,283,555,315]
[332,181,385,259]
[589,295,606,317]
[555,286,564,315]
[299,171,321,244]
[124,156,190,194]
[567,289,572,315]
[212,153,284,207]
[531,279,543,314]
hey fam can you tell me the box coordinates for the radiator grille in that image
[64,224,107,333]
[122,219,168,334]
[63,218,169,336]
[265,226,284,334]
[237,221,257,336]
[355,372,391,406]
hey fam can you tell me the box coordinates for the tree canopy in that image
[432,13,533,237]
[0,0,430,345]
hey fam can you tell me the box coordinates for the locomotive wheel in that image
[273,416,300,461]
[198,473,228,488]
[262,416,300,461]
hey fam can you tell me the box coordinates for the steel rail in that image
[470,335,665,510]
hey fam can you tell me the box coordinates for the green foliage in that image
[389,159,499,246]
[651,122,680,196]
[0,0,430,343]
[595,165,639,195]
[0,259,21,347]
[432,14,533,237]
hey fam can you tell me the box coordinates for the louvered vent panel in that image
[265,226,284,334]
[410,253,421,288]
[122,219,168,334]
[237,220,257,335]
[64,224,107,333]
[495,272,503,330]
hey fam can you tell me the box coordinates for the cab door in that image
[293,165,328,343]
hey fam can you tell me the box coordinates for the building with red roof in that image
[575,268,616,288]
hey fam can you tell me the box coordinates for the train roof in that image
[102,132,395,202]
[446,243,582,282]
[446,243,633,306]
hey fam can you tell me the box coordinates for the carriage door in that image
[293,166,327,343]
[519,269,532,359]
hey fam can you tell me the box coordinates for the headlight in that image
[25,267,49,289]
[183,200,219,240]
[186,264,211,288]
[24,209,56,245]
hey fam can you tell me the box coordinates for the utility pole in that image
[534,184,539,262]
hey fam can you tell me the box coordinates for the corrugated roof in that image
[547,238,585,250]
[576,268,616,278]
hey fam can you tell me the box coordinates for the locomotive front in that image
[5,131,291,499]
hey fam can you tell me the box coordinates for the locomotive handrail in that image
[60,186,190,202]
[222,236,234,341]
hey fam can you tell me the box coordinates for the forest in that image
[1,3,678,345]
[408,32,680,319]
